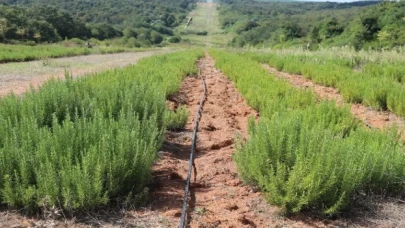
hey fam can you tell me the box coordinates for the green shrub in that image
[235,111,404,214]
[69,38,85,45]
[247,51,405,117]
[210,49,405,215]
[25,41,37,46]
[0,49,203,211]
[168,36,181,43]
[164,105,189,130]
[179,30,208,36]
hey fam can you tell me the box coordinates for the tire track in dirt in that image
[263,64,405,139]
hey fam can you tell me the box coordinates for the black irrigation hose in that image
[363,120,375,130]
[179,65,207,228]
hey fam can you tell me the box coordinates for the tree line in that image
[219,0,405,50]
[0,0,196,45]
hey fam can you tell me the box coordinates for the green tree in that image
[320,18,344,39]
[310,26,321,43]
[283,22,302,40]
[123,27,137,38]
[28,20,61,42]
[236,21,259,34]
[150,31,163,44]
[360,16,380,41]
[0,18,9,42]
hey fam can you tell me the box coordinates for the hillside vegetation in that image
[0,0,196,46]
[219,0,405,50]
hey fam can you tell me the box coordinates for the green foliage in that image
[0,42,148,63]
[282,22,303,40]
[179,29,209,36]
[0,5,87,43]
[210,49,405,215]
[0,0,196,45]
[219,0,378,48]
[249,51,405,117]
[0,49,203,210]
[210,50,317,117]
[0,44,90,63]
[150,31,163,44]
[123,27,138,39]
[168,36,181,43]
[236,112,404,214]
[319,17,344,39]
[236,21,259,34]
[219,0,405,49]
[164,105,189,130]
[126,37,142,48]
[87,23,120,41]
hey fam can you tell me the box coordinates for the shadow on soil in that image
[288,195,405,227]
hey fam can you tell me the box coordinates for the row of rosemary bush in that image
[210,49,405,215]
[247,52,405,117]
[0,44,143,63]
[0,44,91,63]
[0,49,202,210]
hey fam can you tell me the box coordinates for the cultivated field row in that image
[210,49,405,216]
[0,50,404,227]
[0,50,203,211]
[0,44,151,64]
[246,51,405,118]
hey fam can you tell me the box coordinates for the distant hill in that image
[0,0,195,27]
[0,0,196,45]
[219,0,404,50]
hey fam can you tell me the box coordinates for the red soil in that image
[143,54,331,227]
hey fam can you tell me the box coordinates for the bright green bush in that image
[164,105,189,130]
[0,49,203,210]
[210,49,405,215]
[235,107,404,214]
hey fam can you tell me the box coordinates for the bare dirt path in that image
[143,54,283,227]
[263,64,405,137]
[140,54,335,227]
[0,49,173,97]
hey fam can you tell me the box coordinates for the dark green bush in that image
[168,36,181,43]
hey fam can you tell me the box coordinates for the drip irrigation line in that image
[363,120,375,130]
[179,65,207,228]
